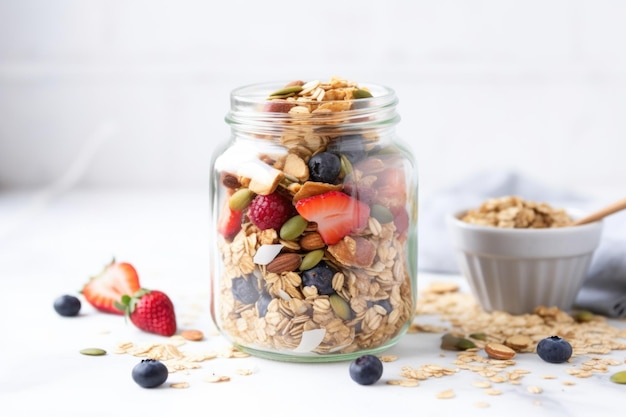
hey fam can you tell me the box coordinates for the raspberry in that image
[247,192,295,230]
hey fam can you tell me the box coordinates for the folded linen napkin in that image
[417,170,626,318]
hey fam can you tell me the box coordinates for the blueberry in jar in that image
[349,354,383,385]
[131,359,168,388]
[301,261,335,295]
[327,134,367,164]
[257,290,272,317]
[536,335,573,363]
[308,152,341,183]
[53,294,81,317]
[231,275,260,304]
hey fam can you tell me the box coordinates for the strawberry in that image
[295,191,370,245]
[118,289,177,337]
[217,198,243,239]
[82,260,141,315]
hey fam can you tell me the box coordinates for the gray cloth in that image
[418,170,626,317]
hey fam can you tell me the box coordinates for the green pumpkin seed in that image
[80,347,107,356]
[339,154,353,178]
[353,89,373,99]
[469,332,487,341]
[573,310,595,323]
[228,188,255,211]
[371,204,394,224]
[330,294,352,320]
[280,215,308,241]
[440,333,476,351]
[611,371,626,384]
[299,249,325,271]
[269,85,303,98]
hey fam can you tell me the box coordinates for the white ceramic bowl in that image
[447,210,603,315]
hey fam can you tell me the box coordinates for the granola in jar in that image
[210,77,417,361]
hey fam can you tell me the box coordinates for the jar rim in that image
[225,80,399,134]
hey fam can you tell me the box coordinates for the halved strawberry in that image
[217,199,243,239]
[295,191,370,245]
[82,260,141,314]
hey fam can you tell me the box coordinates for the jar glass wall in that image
[209,78,418,362]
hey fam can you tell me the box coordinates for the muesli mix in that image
[213,77,414,355]
[461,195,573,228]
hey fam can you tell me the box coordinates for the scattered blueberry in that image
[53,294,81,317]
[308,152,341,183]
[536,335,573,363]
[132,359,168,388]
[349,354,383,385]
[231,275,260,304]
[301,261,335,295]
[328,134,367,164]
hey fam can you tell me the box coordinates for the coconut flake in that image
[253,244,284,265]
[292,329,326,353]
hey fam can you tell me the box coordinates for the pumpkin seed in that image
[371,204,394,224]
[611,371,626,384]
[299,249,324,271]
[353,89,373,99]
[269,85,303,98]
[280,215,308,241]
[228,188,255,211]
[80,347,106,356]
[339,154,353,178]
[440,333,476,351]
[329,294,352,320]
[573,310,595,323]
[470,332,487,341]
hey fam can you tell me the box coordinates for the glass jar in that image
[209,78,418,362]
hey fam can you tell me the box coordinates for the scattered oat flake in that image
[527,385,543,394]
[236,368,253,376]
[170,382,190,389]
[205,375,231,383]
[379,355,398,362]
[436,389,455,399]
[474,402,490,408]
[472,380,492,389]
[541,375,557,379]
[387,379,419,387]
[485,389,502,396]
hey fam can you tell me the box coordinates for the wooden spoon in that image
[572,197,626,226]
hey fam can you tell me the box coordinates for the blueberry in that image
[257,290,272,317]
[327,134,366,164]
[231,275,260,304]
[53,294,81,317]
[308,152,341,183]
[349,354,383,385]
[132,359,168,388]
[536,336,573,363]
[301,261,335,295]
[368,299,392,314]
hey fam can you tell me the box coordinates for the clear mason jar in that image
[209,78,418,362]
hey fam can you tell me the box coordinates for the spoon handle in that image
[573,197,626,226]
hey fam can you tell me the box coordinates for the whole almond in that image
[300,232,326,250]
[484,342,516,360]
[266,253,301,274]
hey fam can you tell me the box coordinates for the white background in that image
[1,0,625,198]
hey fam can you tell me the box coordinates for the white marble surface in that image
[1,187,625,417]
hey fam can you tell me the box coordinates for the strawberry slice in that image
[295,191,370,245]
[217,198,242,239]
[82,260,141,314]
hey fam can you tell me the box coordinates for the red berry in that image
[82,260,141,315]
[295,191,370,245]
[247,192,295,230]
[217,198,242,239]
[119,289,177,337]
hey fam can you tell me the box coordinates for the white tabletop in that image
[1,187,624,417]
